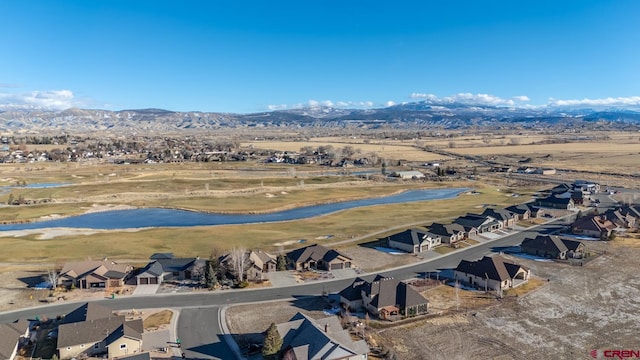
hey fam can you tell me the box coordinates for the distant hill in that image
[1,102,639,133]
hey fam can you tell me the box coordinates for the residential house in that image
[454,255,530,292]
[338,277,368,312]
[572,215,616,239]
[574,180,600,194]
[550,183,573,195]
[535,195,575,210]
[603,207,639,229]
[340,275,429,320]
[286,244,353,271]
[387,228,441,253]
[454,214,503,234]
[247,250,277,281]
[276,312,369,360]
[520,235,585,259]
[136,254,204,285]
[505,204,531,220]
[428,223,466,245]
[58,260,133,290]
[57,303,143,359]
[0,319,31,360]
[481,208,518,228]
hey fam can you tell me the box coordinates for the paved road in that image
[177,307,235,360]
[0,217,573,359]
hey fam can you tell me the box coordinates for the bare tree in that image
[47,270,59,290]
[481,134,492,144]
[229,247,250,283]
[509,137,520,145]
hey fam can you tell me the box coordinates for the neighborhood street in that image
[0,216,574,359]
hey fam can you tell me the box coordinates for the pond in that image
[0,187,468,231]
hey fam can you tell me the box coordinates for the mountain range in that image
[1,101,640,133]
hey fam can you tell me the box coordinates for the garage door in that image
[139,278,149,285]
[330,263,343,270]
[150,277,158,284]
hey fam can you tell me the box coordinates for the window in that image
[66,347,71,350]
[120,344,127,350]
[80,344,85,348]
[94,343,100,349]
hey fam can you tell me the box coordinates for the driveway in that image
[132,284,159,296]
[331,268,357,280]
[267,271,298,287]
[142,329,171,352]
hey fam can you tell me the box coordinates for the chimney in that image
[324,323,329,333]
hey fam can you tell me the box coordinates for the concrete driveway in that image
[132,284,159,296]
[267,271,298,287]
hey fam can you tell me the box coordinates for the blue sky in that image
[1,1,639,113]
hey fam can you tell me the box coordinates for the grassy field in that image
[0,184,533,263]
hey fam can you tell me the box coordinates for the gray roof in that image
[455,255,527,282]
[338,277,368,302]
[454,214,500,230]
[388,228,438,246]
[137,261,164,277]
[482,208,516,221]
[62,302,114,324]
[286,244,352,264]
[150,252,174,259]
[156,258,198,273]
[58,315,127,348]
[365,275,428,310]
[0,319,29,360]
[118,353,151,360]
[427,222,465,237]
[105,319,143,345]
[277,312,369,359]
[521,235,568,253]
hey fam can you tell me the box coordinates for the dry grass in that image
[503,277,546,297]
[0,184,524,263]
[143,309,173,330]
[421,285,495,312]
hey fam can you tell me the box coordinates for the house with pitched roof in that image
[286,244,353,271]
[572,215,616,239]
[247,250,277,281]
[535,195,575,210]
[276,312,369,360]
[339,275,429,320]
[482,208,518,228]
[57,302,143,359]
[454,214,503,234]
[454,255,530,292]
[58,260,133,290]
[520,235,585,259]
[387,228,441,253]
[427,222,466,245]
[0,319,31,360]
[136,254,204,285]
[603,207,639,229]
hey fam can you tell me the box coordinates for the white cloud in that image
[267,104,288,111]
[548,96,640,107]
[385,101,396,107]
[512,95,530,102]
[0,89,82,111]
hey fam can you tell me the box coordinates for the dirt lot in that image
[372,240,639,360]
[225,239,640,360]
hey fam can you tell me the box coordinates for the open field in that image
[0,184,533,263]
[372,241,640,360]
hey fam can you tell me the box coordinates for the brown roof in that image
[60,260,132,280]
